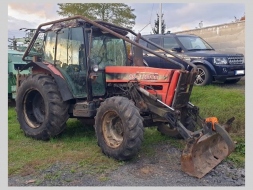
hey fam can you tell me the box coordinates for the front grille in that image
[228,57,244,65]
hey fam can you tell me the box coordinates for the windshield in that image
[177,36,214,51]
[25,32,45,58]
[90,34,127,69]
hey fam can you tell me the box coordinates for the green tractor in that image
[8,29,37,100]
[8,49,31,100]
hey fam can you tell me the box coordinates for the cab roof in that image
[45,18,129,36]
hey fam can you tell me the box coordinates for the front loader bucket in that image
[181,122,235,178]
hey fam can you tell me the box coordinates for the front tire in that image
[194,65,212,86]
[95,96,144,161]
[16,74,69,140]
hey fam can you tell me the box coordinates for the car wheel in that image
[194,65,212,86]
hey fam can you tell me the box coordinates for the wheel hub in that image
[195,68,205,84]
[102,111,124,148]
[24,90,45,129]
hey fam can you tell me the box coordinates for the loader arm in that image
[133,81,235,178]
[105,65,235,178]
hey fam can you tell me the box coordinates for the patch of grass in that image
[138,128,165,157]
[190,85,245,134]
[8,108,122,176]
[70,168,76,173]
[226,136,245,167]
[35,180,43,186]
[139,84,245,166]
[140,128,185,156]
[44,171,62,180]
[142,128,169,146]
[99,176,110,182]
[190,84,245,167]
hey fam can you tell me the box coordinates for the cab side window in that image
[44,31,56,63]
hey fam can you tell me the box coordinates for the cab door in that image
[89,33,127,97]
[54,27,87,98]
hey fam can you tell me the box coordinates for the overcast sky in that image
[8,3,245,38]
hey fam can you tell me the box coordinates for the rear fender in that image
[21,62,74,101]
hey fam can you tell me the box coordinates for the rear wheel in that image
[16,74,69,140]
[95,96,144,161]
[194,65,212,86]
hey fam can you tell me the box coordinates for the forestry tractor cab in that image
[16,15,235,178]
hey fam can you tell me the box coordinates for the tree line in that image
[57,3,165,34]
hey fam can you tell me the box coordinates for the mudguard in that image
[20,61,74,101]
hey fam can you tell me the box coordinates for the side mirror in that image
[171,47,182,52]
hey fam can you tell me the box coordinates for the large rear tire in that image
[16,74,69,140]
[95,96,144,161]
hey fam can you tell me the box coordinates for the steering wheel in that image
[194,45,201,49]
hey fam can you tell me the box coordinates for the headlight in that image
[213,57,228,65]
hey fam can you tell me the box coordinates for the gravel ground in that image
[8,142,245,186]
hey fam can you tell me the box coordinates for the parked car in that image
[138,33,245,86]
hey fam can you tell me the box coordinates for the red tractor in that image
[16,15,235,178]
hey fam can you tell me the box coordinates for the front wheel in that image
[16,74,69,140]
[194,65,212,86]
[95,96,144,161]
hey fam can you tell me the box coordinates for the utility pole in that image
[159,3,162,34]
